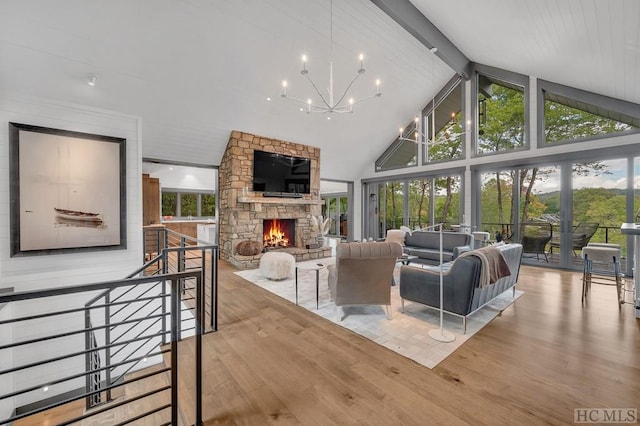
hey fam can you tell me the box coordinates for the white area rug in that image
[235,258,523,369]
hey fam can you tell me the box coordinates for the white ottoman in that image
[259,251,295,280]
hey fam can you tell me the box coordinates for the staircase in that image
[0,227,217,425]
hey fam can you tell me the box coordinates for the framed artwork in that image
[9,123,127,256]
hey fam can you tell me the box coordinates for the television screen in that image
[252,150,311,194]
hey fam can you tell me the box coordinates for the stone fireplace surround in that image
[219,131,331,269]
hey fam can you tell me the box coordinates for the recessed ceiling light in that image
[266,97,271,101]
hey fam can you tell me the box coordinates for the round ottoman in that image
[259,251,295,280]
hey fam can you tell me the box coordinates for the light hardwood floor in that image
[15,261,640,425]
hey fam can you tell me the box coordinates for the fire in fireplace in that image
[263,219,295,248]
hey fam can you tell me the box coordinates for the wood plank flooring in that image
[15,261,640,425]
[178,261,639,425]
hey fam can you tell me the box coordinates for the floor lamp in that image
[427,223,456,342]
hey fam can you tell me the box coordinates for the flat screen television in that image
[252,150,311,194]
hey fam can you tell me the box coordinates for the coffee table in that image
[295,262,327,309]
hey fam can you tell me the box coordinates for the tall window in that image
[434,175,461,227]
[476,74,526,154]
[408,178,430,229]
[423,79,464,164]
[378,181,405,234]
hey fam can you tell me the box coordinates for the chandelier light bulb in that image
[281,80,288,97]
[87,73,97,86]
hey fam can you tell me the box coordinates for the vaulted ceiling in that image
[1,0,639,182]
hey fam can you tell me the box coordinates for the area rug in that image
[234,258,523,369]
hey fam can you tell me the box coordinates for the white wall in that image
[0,94,143,409]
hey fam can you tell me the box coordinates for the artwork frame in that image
[9,122,127,257]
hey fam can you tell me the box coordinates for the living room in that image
[1,1,639,424]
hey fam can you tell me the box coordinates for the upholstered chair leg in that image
[401,298,405,313]
[463,317,467,334]
[385,304,392,320]
[336,306,344,322]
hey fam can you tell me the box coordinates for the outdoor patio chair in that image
[548,222,599,256]
[520,222,552,262]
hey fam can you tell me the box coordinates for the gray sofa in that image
[402,231,473,265]
[399,243,523,332]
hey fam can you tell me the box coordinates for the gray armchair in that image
[328,241,403,321]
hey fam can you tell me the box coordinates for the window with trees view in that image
[476,74,526,155]
[423,79,463,164]
[543,91,638,144]
[375,138,417,171]
[161,190,215,218]
[376,173,462,237]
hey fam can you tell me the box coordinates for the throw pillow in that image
[385,229,406,246]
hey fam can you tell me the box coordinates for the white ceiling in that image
[1,0,639,182]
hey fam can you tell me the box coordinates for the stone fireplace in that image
[218,131,331,269]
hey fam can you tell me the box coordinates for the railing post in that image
[162,250,168,345]
[84,307,92,411]
[170,278,180,426]
[104,293,112,402]
[196,273,203,425]
[212,247,218,331]
[179,237,186,273]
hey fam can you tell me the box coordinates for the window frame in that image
[161,188,216,220]
[471,64,530,158]
[537,79,640,148]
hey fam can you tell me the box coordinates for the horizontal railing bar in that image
[0,293,170,327]
[163,245,216,253]
[59,386,172,426]
[0,347,170,401]
[111,316,162,358]
[109,289,161,326]
[0,312,169,351]
[84,257,170,306]
[1,271,199,304]
[110,305,162,346]
[0,328,165,377]
[124,254,164,279]
[110,278,163,306]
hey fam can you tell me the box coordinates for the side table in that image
[295,262,327,309]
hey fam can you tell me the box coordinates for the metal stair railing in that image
[0,271,203,425]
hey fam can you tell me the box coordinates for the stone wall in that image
[219,131,328,269]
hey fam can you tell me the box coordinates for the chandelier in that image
[280,0,381,114]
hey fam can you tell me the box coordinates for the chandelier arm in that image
[281,94,329,112]
[302,73,333,109]
[351,91,382,106]
[331,71,364,108]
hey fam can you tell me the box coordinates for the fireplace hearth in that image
[263,219,295,249]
